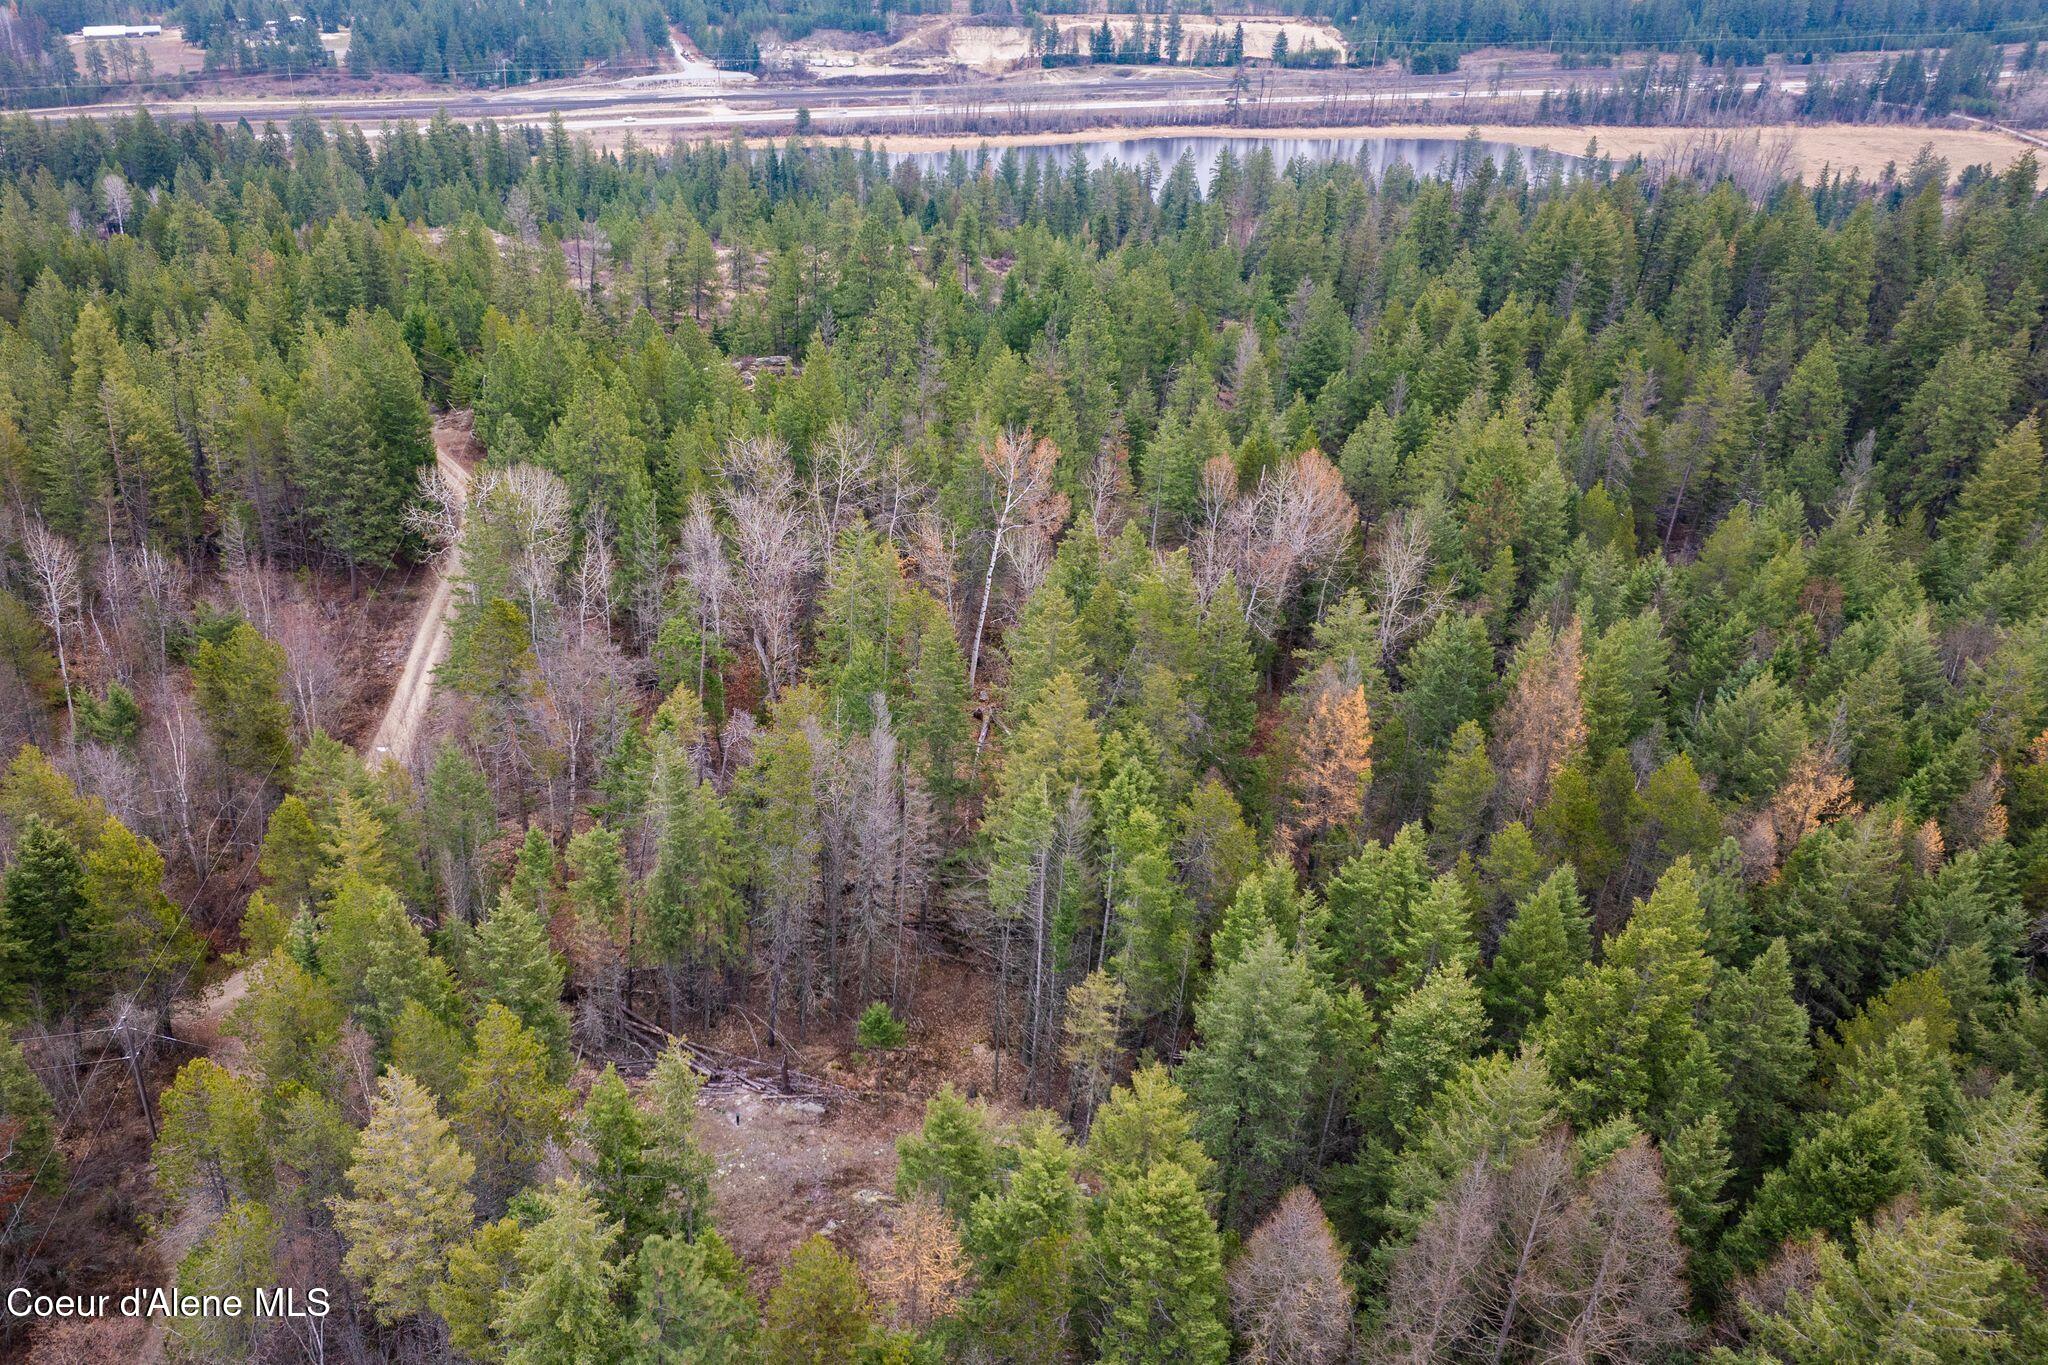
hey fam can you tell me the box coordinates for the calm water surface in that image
[888,134,1574,190]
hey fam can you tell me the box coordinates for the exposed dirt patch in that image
[688,952,1042,1279]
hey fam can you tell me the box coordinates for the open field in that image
[65,25,206,77]
[1046,14,1348,63]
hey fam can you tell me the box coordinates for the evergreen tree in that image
[627,1229,761,1364]
[1745,1207,2005,1363]
[968,1123,1083,1278]
[1484,866,1591,1043]
[169,1200,278,1363]
[333,1069,477,1323]
[896,1084,999,1219]
[1084,1062,1214,1193]
[499,1177,625,1365]
[762,1235,875,1365]
[454,1003,570,1218]
[1540,858,1721,1136]
[193,622,294,777]
[1377,963,1488,1138]
[0,816,90,1010]
[1705,937,1813,1169]
[1090,1160,1229,1365]
[154,1057,270,1205]
[468,887,572,1080]
[1181,929,1322,1230]
[0,1037,61,1208]
[435,1217,526,1363]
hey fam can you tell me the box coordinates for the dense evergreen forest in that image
[8,108,2048,1361]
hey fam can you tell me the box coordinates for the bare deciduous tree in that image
[1380,1158,1500,1364]
[1196,449,1357,640]
[809,421,880,555]
[1228,1186,1355,1365]
[462,463,573,638]
[1528,1138,1694,1365]
[1371,509,1451,668]
[21,522,81,739]
[718,436,816,699]
[1494,619,1588,818]
[967,430,1067,694]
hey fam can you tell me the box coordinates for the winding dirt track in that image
[134,415,476,1362]
[366,412,475,766]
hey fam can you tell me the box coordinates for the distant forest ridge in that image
[2,0,2048,101]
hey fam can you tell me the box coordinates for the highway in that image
[20,48,1899,138]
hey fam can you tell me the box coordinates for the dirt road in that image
[366,414,476,766]
[133,417,478,1362]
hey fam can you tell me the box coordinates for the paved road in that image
[29,50,1898,137]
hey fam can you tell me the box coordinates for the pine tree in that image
[967,1122,1083,1278]
[169,1200,277,1363]
[1483,866,1592,1044]
[257,794,324,914]
[434,1217,526,1363]
[499,1177,625,1365]
[1061,969,1126,1127]
[1540,858,1721,1136]
[0,815,90,1010]
[1091,1160,1229,1365]
[581,1063,658,1244]
[0,1037,61,1211]
[291,313,433,570]
[1379,1048,1559,1244]
[1934,1079,2048,1258]
[1377,964,1488,1138]
[468,887,572,1080]
[333,1069,477,1323]
[154,1057,270,1205]
[762,1235,875,1365]
[193,621,294,777]
[424,743,496,923]
[627,1229,761,1364]
[643,734,744,1023]
[1746,1206,2004,1363]
[1429,720,1497,862]
[1722,1089,1925,1269]
[1084,1061,1214,1193]
[1181,929,1322,1230]
[643,1042,715,1240]
[896,1084,999,1218]
[1322,824,1433,999]
[1401,611,1494,755]
[84,816,199,1003]
[454,1003,570,1218]
[1705,937,1812,1169]
[226,949,345,1103]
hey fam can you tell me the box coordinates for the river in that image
[886,132,1575,189]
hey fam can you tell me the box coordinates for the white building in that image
[79,24,163,39]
